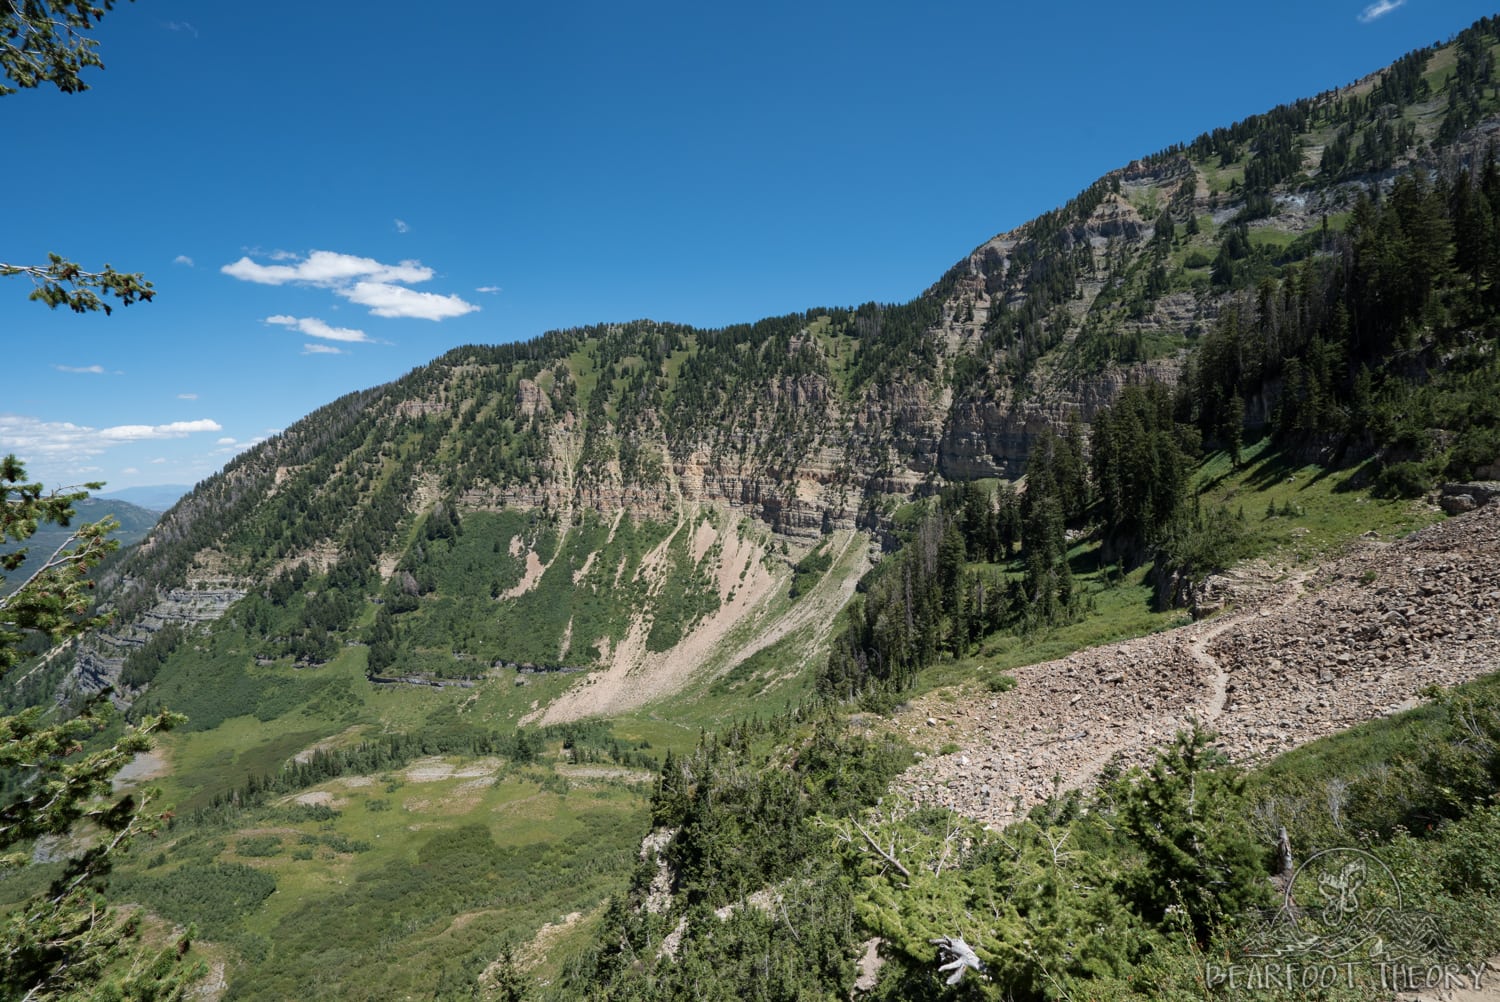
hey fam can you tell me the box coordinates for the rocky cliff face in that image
[64,581,247,705]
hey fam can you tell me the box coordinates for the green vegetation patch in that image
[112,862,276,943]
[385,509,681,668]
[219,768,643,998]
[644,525,721,653]
[788,543,833,600]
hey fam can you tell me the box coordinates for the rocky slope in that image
[889,496,1500,826]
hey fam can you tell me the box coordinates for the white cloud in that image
[163,20,198,36]
[343,281,480,321]
[222,249,478,322]
[394,219,409,234]
[120,467,139,475]
[223,250,432,287]
[150,457,168,464]
[216,437,236,445]
[1357,0,1405,22]
[300,318,368,341]
[302,343,345,355]
[265,314,371,343]
[99,419,223,442]
[178,392,198,400]
[165,419,222,435]
[0,414,222,459]
[54,364,106,374]
[476,285,502,294]
[174,254,195,267]
[1,417,94,456]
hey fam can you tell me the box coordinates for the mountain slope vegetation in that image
[7,15,1500,1001]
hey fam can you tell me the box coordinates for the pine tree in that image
[1018,433,1073,626]
[486,943,533,1002]
[1119,725,1271,942]
[1226,394,1245,468]
[1,3,154,314]
[1,457,194,998]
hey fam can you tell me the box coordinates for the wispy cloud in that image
[54,364,107,374]
[265,314,371,343]
[163,20,198,36]
[302,343,345,355]
[224,251,431,287]
[173,254,195,267]
[476,285,502,294]
[211,432,270,456]
[0,414,223,459]
[394,219,409,234]
[1357,0,1405,23]
[177,392,198,400]
[222,249,479,322]
[342,282,479,321]
[99,419,224,442]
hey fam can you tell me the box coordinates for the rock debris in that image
[891,503,1500,827]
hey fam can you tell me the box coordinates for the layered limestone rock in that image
[64,580,248,702]
[440,160,1219,530]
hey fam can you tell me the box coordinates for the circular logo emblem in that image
[1241,847,1451,963]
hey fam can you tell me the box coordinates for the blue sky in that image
[2,0,1493,492]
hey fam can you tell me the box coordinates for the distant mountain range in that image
[96,485,190,513]
[0,496,160,598]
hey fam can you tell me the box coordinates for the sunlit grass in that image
[1193,435,1438,561]
[125,733,653,1000]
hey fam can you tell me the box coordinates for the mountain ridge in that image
[55,15,1500,718]
[0,495,158,598]
[96,485,190,514]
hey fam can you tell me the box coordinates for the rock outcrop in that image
[63,580,247,702]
